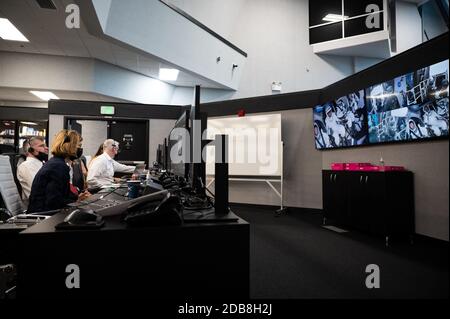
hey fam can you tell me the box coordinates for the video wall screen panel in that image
[314,59,449,150]
[314,90,369,149]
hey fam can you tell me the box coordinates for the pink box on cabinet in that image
[345,163,371,171]
[359,165,381,171]
[331,163,345,171]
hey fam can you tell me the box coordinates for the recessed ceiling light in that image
[21,121,39,126]
[159,68,180,81]
[30,91,60,101]
[322,14,349,23]
[0,18,29,42]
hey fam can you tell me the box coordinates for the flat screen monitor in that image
[314,59,449,150]
[189,103,207,194]
[156,144,163,167]
[313,90,369,149]
[168,110,190,177]
[366,59,449,143]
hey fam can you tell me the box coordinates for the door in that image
[109,120,149,163]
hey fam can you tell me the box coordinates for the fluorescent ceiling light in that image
[159,68,180,81]
[30,91,60,101]
[0,18,29,42]
[21,121,38,126]
[322,14,348,23]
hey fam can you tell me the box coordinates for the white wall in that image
[0,101,47,108]
[170,86,236,105]
[76,120,108,160]
[48,114,65,152]
[168,0,355,102]
[421,0,449,41]
[353,57,383,73]
[395,0,423,54]
[0,52,176,105]
[98,0,247,90]
[0,52,94,92]
[148,119,175,165]
[93,60,175,105]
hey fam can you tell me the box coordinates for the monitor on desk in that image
[168,109,190,178]
[189,88,208,195]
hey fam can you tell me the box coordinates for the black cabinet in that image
[322,171,348,225]
[322,170,415,243]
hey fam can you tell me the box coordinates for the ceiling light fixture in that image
[21,121,39,126]
[159,68,180,81]
[30,91,60,101]
[0,18,29,42]
[322,14,348,23]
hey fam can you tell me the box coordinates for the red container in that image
[359,165,381,171]
[331,163,345,171]
[345,163,372,171]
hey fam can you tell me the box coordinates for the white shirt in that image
[87,153,135,187]
[17,156,43,202]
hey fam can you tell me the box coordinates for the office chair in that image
[1,153,24,200]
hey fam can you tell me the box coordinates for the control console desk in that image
[17,209,249,299]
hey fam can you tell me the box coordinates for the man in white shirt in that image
[87,139,135,187]
[17,137,48,204]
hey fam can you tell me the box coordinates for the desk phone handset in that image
[123,192,182,226]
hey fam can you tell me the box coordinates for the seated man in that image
[87,139,135,187]
[17,137,49,204]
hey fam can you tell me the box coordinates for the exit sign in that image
[100,106,115,115]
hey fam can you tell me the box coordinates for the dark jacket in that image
[28,156,77,213]
[72,156,87,192]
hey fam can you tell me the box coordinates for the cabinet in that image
[322,170,415,244]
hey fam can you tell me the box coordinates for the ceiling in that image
[0,87,129,103]
[0,0,223,92]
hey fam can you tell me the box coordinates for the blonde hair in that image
[51,129,80,158]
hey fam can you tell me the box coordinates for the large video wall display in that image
[314,59,449,150]
[314,90,369,149]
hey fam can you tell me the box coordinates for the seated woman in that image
[28,130,91,213]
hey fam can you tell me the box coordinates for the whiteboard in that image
[206,114,282,177]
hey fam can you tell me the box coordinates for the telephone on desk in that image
[123,192,182,227]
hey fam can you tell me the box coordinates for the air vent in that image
[35,0,56,10]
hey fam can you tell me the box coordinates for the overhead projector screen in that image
[206,114,282,177]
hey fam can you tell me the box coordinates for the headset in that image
[27,136,45,154]
[63,131,71,143]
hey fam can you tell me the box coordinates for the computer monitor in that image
[168,109,190,178]
[162,138,168,170]
[189,86,207,195]
[156,144,162,167]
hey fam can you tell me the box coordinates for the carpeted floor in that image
[231,205,449,299]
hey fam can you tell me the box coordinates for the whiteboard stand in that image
[206,141,287,217]
[275,141,287,217]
